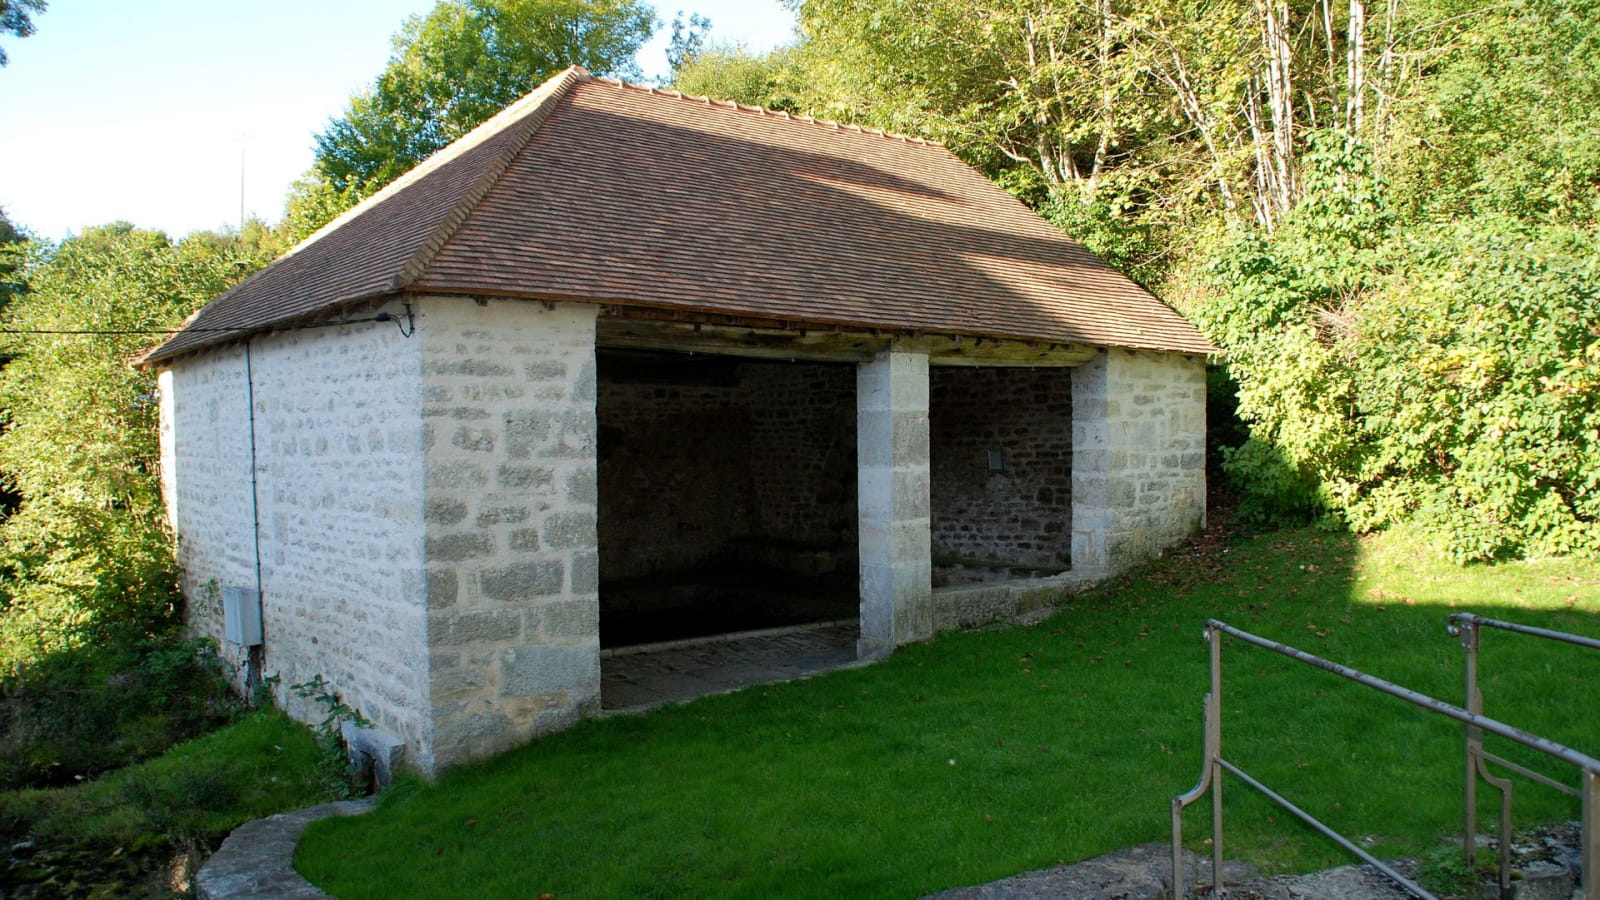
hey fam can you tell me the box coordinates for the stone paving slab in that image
[923,843,1259,900]
[923,843,1433,900]
[601,621,860,709]
[1226,862,1420,899]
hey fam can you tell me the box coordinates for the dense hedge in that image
[1195,135,1599,560]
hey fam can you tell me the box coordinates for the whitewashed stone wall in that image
[162,306,432,762]
[162,296,600,775]
[162,348,258,678]
[418,297,600,768]
[1071,348,1207,579]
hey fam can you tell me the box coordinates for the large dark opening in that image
[596,349,859,649]
[929,366,1073,586]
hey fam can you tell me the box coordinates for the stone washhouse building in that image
[142,67,1214,775]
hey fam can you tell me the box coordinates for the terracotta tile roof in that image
[143,67,1213,365]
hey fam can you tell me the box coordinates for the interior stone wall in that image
[597,358,756,580]
[596,355,856,582]
[744,363,857,548]
[929,367,1073,570]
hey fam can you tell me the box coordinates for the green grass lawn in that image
[297,524,1600,899]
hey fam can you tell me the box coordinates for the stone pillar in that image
[420,296,601,772]
[856,349,932,659]
[1071,348,1207,581]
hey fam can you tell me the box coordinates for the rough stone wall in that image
[162,308,432,760]
[1071,348,1206,578]
[744,363,856,548]
[597,367,755,580]
[419,297,600,770]
[929,367,1072,570]
[595,358,855,582]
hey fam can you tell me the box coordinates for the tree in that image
[0,0,45,66]
[791,0,1444,247]
[665,10,712,79]
[1384,0,1600,226]
[773,0,1600,558]
[0,206,27,308]
[314,0,656,196]
[277,170,367,247]
[672,43,813,112]
[0,224,275,666]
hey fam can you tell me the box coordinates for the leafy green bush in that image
[1350,221,1600,560]
[1195,132,1600,559]
[0,223,273,666]
[1192,131,1386,526]
[0,636,241,790]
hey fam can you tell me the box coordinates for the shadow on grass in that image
[297,520,1600,899]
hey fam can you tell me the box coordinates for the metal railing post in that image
[1458,616,1481,868]
[1171,794,1187,898]
[1448,613,1600,898]
[1171,624,1225,899]
[1584,769,1599,900]
[1454,615,1514,898]
[1175,617,1600,900]
[1210,623,1225,897]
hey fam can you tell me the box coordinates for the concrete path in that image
[600,619,861,709]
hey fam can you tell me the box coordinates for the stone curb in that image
[196,797,378,900]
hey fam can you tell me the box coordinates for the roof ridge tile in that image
[597,72,937,146]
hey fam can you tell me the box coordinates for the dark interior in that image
[596,349,859,648]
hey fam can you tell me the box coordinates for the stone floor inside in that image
[599,620,861,710]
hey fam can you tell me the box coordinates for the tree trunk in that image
[1346,0,1367,134]
[1258,0,1297,213]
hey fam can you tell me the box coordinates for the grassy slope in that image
[298,525,1600,899]
[0,710,327,848]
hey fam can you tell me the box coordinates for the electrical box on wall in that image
[222,586,263,647]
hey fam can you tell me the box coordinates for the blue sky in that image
[0,0,797,241]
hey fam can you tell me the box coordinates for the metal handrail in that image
[1171,618,1600,899]
[1448,612,1600,899]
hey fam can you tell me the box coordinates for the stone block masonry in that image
[596,357,856,583]
[930,367,1072,570]
[743,363,857,548]
[163,308,433,765]
[1070,348,1206,579]
[596,364,757,581]
[419,297,601,769]
[161,297,1206,774]
[162,296,601,775]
